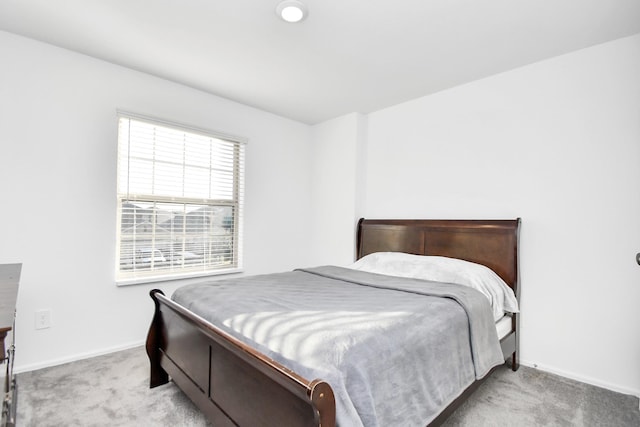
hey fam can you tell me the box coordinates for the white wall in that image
[364,34,640,396]
[309,113,367,265]
[0,31,313,371]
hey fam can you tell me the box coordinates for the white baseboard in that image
[520,358,640,403]
[13,340,145,374]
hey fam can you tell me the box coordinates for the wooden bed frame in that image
[146,218,521,426]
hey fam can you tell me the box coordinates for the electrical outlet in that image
[35,309,52,330]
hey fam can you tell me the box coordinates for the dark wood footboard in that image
[145,289,336,427]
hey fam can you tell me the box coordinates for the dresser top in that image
[0,264,21,330]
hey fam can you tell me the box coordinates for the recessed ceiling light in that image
[276,0,308,23]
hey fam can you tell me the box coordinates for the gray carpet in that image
[16,346,640,426]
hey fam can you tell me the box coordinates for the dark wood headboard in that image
[356,218,521,295]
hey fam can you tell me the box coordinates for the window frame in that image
[115,111,246,286]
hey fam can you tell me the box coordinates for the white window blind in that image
[116,113,245,284]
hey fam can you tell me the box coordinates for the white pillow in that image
[348,252,519,322]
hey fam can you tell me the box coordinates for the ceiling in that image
[1,1,639,124]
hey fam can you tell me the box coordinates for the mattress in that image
[496,315,512,339]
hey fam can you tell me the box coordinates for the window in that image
[116,113,245,284]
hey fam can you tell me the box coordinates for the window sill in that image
[116,267,243,286]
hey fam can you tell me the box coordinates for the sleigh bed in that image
[146,218,521,426]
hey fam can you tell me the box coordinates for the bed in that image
[146,218,521,426]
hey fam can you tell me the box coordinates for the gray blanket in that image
[172,266,504,426]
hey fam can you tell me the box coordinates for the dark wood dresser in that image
[0,264,21,427]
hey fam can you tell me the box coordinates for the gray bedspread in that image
[172,266,504,427]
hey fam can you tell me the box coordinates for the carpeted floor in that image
[15,346,640,426]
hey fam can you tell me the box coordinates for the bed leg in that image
[146,289,169,388]
[510,313,520,371]
[149,354,169,388]
[511,351,519,371]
